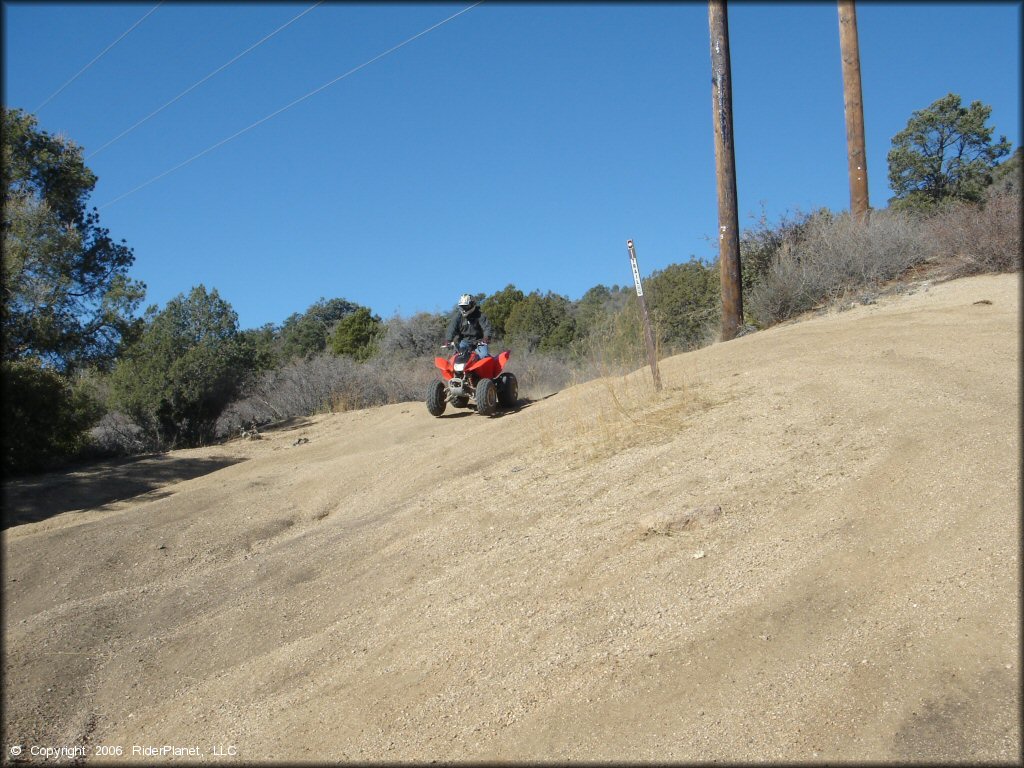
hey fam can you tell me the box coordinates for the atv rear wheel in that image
[497,372,518,407]
[476,378,497,416]
[426,380,447,416]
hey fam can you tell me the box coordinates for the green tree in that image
[2,359,103,475]
[277,297,358,360]
[574,284,632,341]
[2,108,145,474]
[329,306,382,361]
[989,146,1023,195]
[887,93,1011,212]
[480,284,525,340]
[2,108,145,371]
[237,323,280,374]
[646,260,720,351]
[573,287,645,370]
[111,286,245,448]
[505,291,577,353]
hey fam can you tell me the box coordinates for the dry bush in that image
[505,348,576,399]
[923,187,1022,276]
[746,209,929,326]
[217,356,356,435]
[87,411,150,455]
[377,312,448,358]
[216,353,439,436]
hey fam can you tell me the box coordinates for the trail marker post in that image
[627,239,662,392]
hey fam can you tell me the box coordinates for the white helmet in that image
[458,293,476,315]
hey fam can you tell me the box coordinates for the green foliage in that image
[111,286,245,448]
[887,93,1012,213]
[278,312,325,361]
[278,297,358,361]
[505,291,577,353]
[646,260,720,351]
[480,284,525,340]
[2,108,145,372]
[574,284,631,340]
[307,297,359,326]
[2,359,103,475]
[329,307,382,361]
[575,295,647,372]
[989,146,1023,196]
[237,324,281,374]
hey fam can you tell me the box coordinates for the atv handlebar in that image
[443,340,489,352]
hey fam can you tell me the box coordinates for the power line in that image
[87,2,324,160]
[97,2,483,210]
[35,3,163,114]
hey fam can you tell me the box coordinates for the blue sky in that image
[3,1,1020,330]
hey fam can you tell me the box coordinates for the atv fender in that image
[467,349,511,380]
[434,356,453,380]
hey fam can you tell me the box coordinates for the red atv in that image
[426,342,518,417]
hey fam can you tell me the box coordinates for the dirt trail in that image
[2,273,1019,763]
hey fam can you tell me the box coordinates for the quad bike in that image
[426,341,518,417]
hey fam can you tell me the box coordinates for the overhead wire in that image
[86,1,324,160]
[97,1,484,210]
[35,3,163,114]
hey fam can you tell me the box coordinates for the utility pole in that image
[838,0,870,223]
[708,0,743,341]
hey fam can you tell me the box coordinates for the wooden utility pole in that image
[708,0,743,341]
[626,240,662,391]
[838,0,870,223]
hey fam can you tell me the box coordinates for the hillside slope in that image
[2,273,1019,762]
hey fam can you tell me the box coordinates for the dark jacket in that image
[445,306,493,345]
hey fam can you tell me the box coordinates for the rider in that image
[444,293,493,358]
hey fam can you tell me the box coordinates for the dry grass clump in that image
[536,366,712,466]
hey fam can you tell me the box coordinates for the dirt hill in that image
[2,272,1019,763]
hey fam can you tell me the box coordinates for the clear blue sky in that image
[3,1,1020,330]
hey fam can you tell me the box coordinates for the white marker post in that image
[627,239,662,391]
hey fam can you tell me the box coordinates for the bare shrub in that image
[216,352,439,436]
[217,356,356,436]
[923,186,1022,276]
[331,355,438,412]
[378,312,448,358]
[747,209,930,326]
[505,348,575,399]
[87,411,150,455]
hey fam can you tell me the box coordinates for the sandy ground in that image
[2,272,1019,763]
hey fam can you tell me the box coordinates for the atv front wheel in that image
[476,378,497,416]
[497,372,518,407]
[426,380,447,416]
